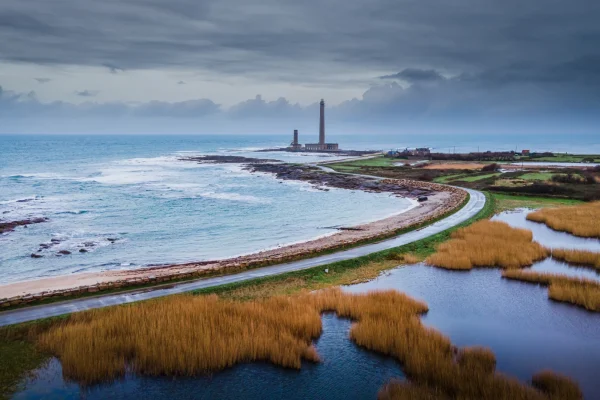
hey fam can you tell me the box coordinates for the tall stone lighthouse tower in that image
[319,99,325,145]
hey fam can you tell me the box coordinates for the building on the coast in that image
[289,129,302,150]
[397,147,431,157]
[522,149,530,155]
[304,99,339,151]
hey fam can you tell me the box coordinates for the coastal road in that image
[0,189,486,327]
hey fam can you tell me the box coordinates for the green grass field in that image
[518,154,600,163]
[433,173,467,183]
[492,193,582,212]
[328,156,395,170]
[458,173,501,182]
[519,172,554,181]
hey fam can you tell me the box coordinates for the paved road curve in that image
[0,189,485,327]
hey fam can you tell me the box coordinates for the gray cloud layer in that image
[0,0,599,133]
[1,0,599,84]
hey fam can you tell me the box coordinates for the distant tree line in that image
[430,152,516,161]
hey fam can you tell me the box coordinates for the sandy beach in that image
[0,179,466,302]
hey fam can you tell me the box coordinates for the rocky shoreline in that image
[246,163,433,197]
[0,218,48,235]
[0,159,467,307]
[180,155,280,164]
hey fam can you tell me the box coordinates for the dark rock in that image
[179,155,279,164]
[244,163,433,197]
[0,217,48,234]
[51,238,61,243]
[106,238,118,243]
[58,250,72,255]
[31,253,43,258]
[79,248,88,253]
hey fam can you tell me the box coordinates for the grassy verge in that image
[458,172,501,182]
[520,172,555,181]
[491,193,582,213]
[0,317,68,400]
[329,155,396,169]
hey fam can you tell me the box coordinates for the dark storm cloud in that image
[1,0,599,130]
[102,63,125,74]
[380,69,444,83]
[75,90,99,97]
[1,0,599,86]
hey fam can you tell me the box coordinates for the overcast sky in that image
[1,0,599,134]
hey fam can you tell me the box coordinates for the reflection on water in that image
[531,258,600,282]
[13,314,404,400]
[492,208,600,252]
[344,265,600,399]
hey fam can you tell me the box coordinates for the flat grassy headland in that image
[328,155,600,201]
[527,201,600,238]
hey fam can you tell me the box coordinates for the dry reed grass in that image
[426,220,549,270]
[551,249,600,270]
[378,380,446,400]
[532,371,583,400]
[502,270,600,312]
[527,202,600,238]
[38,289,581,399]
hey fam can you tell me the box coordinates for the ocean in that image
[1,133,598,285]
[0,134,410,285]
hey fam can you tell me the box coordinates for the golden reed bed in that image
[502,270,600,312]
[425,220,549,270]
[551,249,600,270]
[527,202,600,238]
[38,289,581,399]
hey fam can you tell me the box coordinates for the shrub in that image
[481,163,499,172]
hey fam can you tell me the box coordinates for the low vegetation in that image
[551,249,600,270]
[520,172,554,181]
[527,202,600,238]
[491,194,581,213]
[426,220,548,270]
[532,371,585,400]
[457,173,501,182]
[502,270,600,312]
[37,288,580,399]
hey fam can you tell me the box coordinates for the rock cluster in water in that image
[180,155,280,164]
[0,217,48,234]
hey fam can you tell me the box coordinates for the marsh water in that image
[11,210,600,399]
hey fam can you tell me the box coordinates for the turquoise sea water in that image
[0,134,414,284]
[1,133,598,285]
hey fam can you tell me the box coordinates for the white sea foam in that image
[198,192,271,204]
